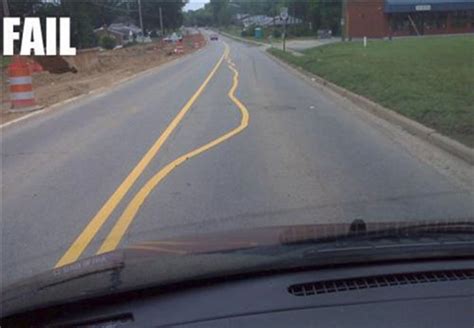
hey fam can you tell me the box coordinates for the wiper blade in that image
[282,219,474,246]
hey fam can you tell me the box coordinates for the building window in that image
[391,14,410,32]
[451,11,469,28]
[424,12,448,30]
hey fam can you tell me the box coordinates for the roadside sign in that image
[415,4,431,11]
[280,7,288,21]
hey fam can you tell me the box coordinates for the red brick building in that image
[346,0,474,38]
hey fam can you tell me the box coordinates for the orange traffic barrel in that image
[8,57,38,111]
[175,43,184,54]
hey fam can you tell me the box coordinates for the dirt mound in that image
[1,34,207,124]
[34,56,77,74]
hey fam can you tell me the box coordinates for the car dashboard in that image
[3,259,474,327]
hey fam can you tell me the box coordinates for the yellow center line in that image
[55,44,230,268]
[96,50,250,254]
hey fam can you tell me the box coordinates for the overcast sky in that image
[184,0,210,12]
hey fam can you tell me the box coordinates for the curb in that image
[1,44,207,130]
[8,105,44,114]
[218,31,312,58]
[265,49,474,165]
[218,31,266,47]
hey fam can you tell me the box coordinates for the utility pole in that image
[159,6,164,37]
[280,7,288,52]
[137,0,144,35]
[341,0,347,41]
[2,0,10,17]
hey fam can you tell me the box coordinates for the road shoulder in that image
[1,42,207,129]
[264,48,474,166]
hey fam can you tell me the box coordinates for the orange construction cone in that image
[8,57,40,112]
[174,43,184,54]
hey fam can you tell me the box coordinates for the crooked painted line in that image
[97,51,250,254]
[55,45,230,268]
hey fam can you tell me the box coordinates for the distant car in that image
[210,34,219,41]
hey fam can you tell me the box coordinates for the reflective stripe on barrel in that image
[10,92,35,100]
[10,76,33,85]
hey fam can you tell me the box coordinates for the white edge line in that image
[1,44,208,130]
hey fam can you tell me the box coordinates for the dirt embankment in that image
[1,34,206,124]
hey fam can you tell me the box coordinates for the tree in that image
[230,0,343,36]
[134,0,187,32]
[5,0,42,17]
[99,35,117,49]
[1,0,188,50]
[208,0,228,25]
[183,7,213,27]
[59,0,99,48]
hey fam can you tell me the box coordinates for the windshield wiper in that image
[281,219,474,247]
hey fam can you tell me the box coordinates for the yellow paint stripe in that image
[97,53,250,254]
[55,45,230,268]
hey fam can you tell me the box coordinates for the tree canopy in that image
[2,0,187,49]
[184,0,342,35]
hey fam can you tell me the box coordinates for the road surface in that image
[2,36,473,287]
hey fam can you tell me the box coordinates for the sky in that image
[184,0,210,12]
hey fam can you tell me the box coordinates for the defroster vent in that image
[288,269,474,296]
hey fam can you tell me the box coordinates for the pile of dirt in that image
[34,56,77,74]
[1,33,207,124]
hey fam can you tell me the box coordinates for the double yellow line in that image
[55,43,249,267]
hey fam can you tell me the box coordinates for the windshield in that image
[1,0,473,311]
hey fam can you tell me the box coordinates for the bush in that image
[272,29,282,38]
[241,25,256,37]
[100,35,117,50]
[288,24,313,37]
[240,29,249,37]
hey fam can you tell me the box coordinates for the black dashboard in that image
[4,259,474,327]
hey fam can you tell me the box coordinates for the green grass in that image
[268,36,474,147]
[1,56,11,69]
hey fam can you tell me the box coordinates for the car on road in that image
[210,34,219,41]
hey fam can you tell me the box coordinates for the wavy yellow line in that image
[97,50,250,254]
[55,45,230,268]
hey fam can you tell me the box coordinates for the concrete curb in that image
[1,45,207,130]
[218,31,308,57]
[265,49,474,165]
[218,31,266,47]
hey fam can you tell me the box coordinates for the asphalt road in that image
[2,36,473,287]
